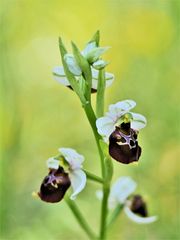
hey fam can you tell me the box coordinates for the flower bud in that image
[92,59,109,70]
[86,47,110,64]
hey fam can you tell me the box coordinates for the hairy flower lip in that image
[130,195,148,217]
[38,166,71,203]
[109,123,141,164]
[124,196,158,224]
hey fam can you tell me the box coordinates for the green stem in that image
[83,97,111,240]
[107,204,123,227]
[96,69,105,118]
[83,102,105,178]
[99,185,110,240]
[65,197,96,239]
[84,170,104,184]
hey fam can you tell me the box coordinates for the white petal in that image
[96,116,115,139]
[105,72,114,88]
[105,72,114,81]
[91,68,99,79]
[107,100,136,121]
[53,66,66,76]
[53,76,70,86]
[91,68,114,80]
[130,112,147,130]
[91,79,98,89]
[82,41,97,56]
[69,169,86,200]
[52,66,70,86]
[64,54,82,76]
[59,148,84,170]
[108,177,137,209]
[91,74,114,90]
[124,206,157,224]
[46,157,59,169]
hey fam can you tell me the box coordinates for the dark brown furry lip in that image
[109,122,141,164]
[38,166,71,203]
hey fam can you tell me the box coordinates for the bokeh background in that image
[1,0,179,239]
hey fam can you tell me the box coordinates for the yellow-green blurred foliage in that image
[0,0,179,239]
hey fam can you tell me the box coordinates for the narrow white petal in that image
[52,66,69,86]
[130,112,147,130]
[92,68,114,80]
[69,169,86,200]
[59,148,84,170]
[96,116,115,139]
[46,157,59,169]
[91,79,98,90]
[53,66,66,76]
[91,68,99,79]
[108,177,137,209]
[91,75,114,90]
[124,206,157,224]
[105,72,114,81]
[108,100,136,121]
[105,79,114,88]
[104,72,115,88]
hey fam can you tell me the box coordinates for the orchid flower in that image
[96,100,147,164]
[38,148,86,203]
[97,176,157,224]
[53,66,114,92]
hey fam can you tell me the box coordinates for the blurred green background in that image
[0,0,179,239]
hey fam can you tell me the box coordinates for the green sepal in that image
[78,76,88,97]
[90,30,100,46]
[58,38,86,105]
[82,31,100,58]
